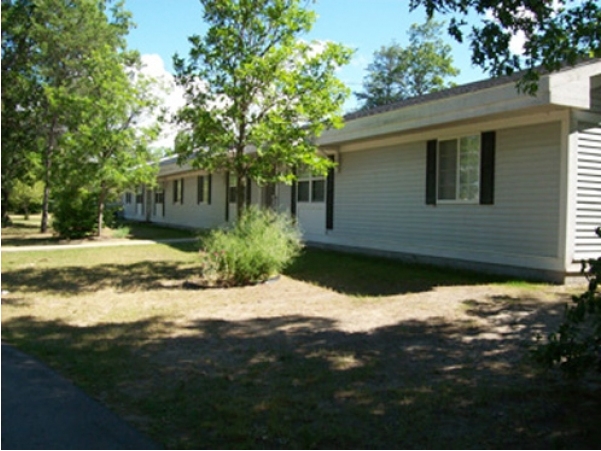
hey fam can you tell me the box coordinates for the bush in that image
[533,226,601,378]
[111,225,130,239]
[10,180,44,218]
[201,206,303,286]
[52,187,99,239]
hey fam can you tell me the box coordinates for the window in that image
[135,190,144,204]
[125,192,132,204]
[312,179,325,202]
[297,167,325,203]
[437,135,480,202]
[426,131,495,206]
[197,176,205,203]
[173,178,184,204]
[196,174,211,204]
[228,174,237,204]
[154,189,164,204]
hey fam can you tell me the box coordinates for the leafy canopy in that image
[410,0,601,93]
[2,0,162,233]
[174,0,352,213]
[355,20,459,110]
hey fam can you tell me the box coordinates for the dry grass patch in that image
[2,244,600,449]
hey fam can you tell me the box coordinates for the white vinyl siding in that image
[157,173,225,230]
[574,124,601,260]
[324,121,563,271]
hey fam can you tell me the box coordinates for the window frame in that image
[297,168,326,204]
[197,175,206,204]
[228,174,237,204]
[436,134,481,205]
[154,189,164,205]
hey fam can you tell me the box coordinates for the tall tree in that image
[58,54,162,235]
[1,0,42,225]
[410,0,601,93]
[25,0,133,232]
[355,20,459,110]
[174,0,352,217]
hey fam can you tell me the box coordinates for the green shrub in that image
[10,180,44,218]
[52,187,99,239]
[201,206,303,286]
[103,203,124,229]
[111,225,130,239]
[534,226,601,378]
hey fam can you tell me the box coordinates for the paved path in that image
[1,342,161,450]
[1,237,197,253]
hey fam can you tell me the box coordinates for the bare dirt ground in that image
[3,251,598,449]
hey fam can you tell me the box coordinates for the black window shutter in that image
[207,174,212,205]
[426,139,437,205]
[480,131,496,205]
[290,168,297,217]
[225,172,230,221]
[173,180,177,203]
[180,178,184,203]
[162,185,165,217]
[246,176,252,206]
[197,176,202,203]
[326,155,335,230]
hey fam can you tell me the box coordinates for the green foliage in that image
[355,20,459,110]
[410,0,601,94]
[52,187,99,239]
[1,0,43,225]
[9,180,44,218]
[534,227,601,378]
[174,0,352,216]
[201,207,303,286]
[2,0,158,234]
[111,226,131,239]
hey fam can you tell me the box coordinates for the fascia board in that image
[549,61,601,109]
[318,81,552,146]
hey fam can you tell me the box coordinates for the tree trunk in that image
[236,174,245,219]
[97,184,106,237]
[40,159,51,232]
[1,188,11,226]
[41,117,57,233]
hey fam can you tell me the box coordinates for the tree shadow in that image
[3,298,599,449]
[285,248,514,296]
[1,260,201,295]
[1,236,60,247]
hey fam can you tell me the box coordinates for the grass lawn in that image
[1,214,198,247]
[2,241,600,449]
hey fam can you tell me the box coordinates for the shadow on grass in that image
[3,246,514,297]
[1,259,201,295]
[3,299,599,450]
[3,220,39,230]
[120,221,203,241]
[1,236,60,247]
[285,248,512,296]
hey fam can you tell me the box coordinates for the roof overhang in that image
[318,60,601,148]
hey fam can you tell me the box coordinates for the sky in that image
[123,0,500,147]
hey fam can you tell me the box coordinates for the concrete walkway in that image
[1,342,161,450]
[1,237,197,253]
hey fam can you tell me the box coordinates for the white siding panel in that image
[574,124,601,259]
[326,121,563,271]
[157,173,227,229]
